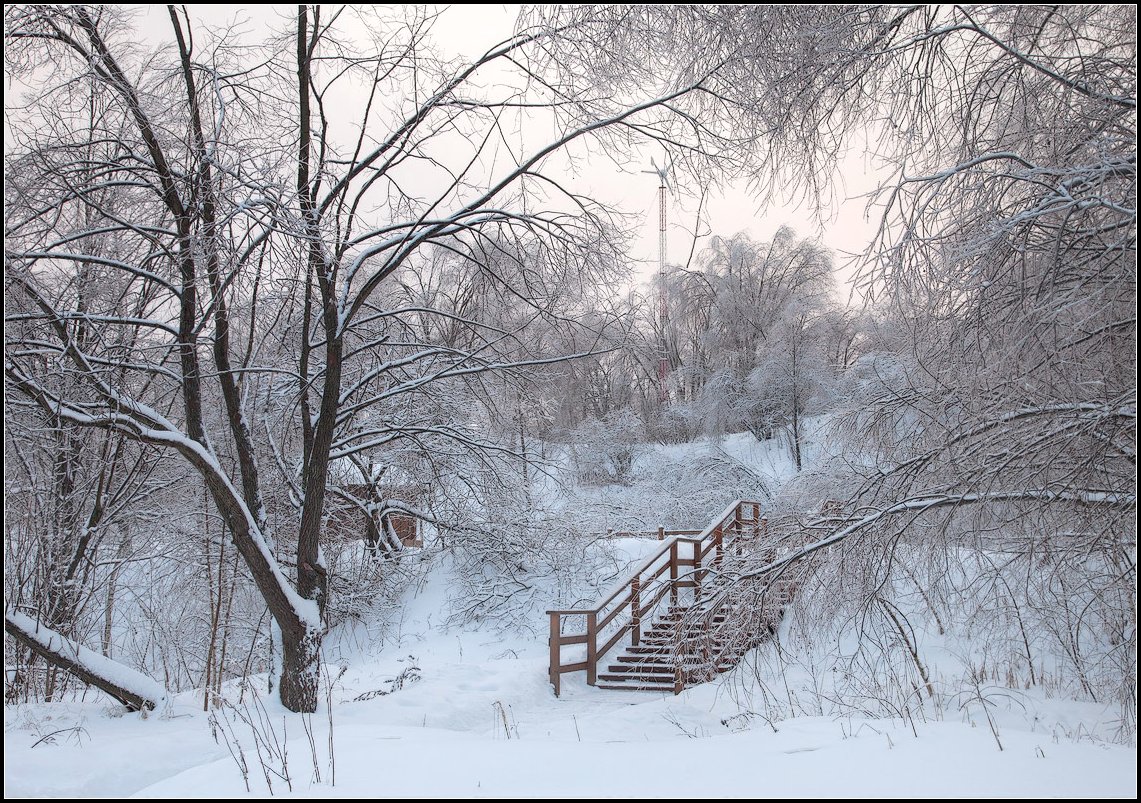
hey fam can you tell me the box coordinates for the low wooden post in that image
[586,611,598,686]
[631,577,642,646]
[657,525,665,541]
[714,523,724,566]
[548,612,561,696]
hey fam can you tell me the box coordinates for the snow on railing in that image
[546,500,767,696]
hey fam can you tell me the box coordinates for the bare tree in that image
[644,228,835,442]
[534,4,1134,734]
[705,5,1132,733]
[747,302,839,471]
[4,4,768,712]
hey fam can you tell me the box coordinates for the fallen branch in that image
[5,611,168,712]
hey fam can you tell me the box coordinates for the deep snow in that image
[5,432,1136,798]
[5,548,1136,799]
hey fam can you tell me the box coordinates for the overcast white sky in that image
[415,4,894,302]
[418,4,891,301]
[135,4,891,303]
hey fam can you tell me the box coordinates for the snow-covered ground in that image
[5,431,1136,798]
[6,550,1136,798]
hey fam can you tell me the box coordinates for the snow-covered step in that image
[548,501,795,696]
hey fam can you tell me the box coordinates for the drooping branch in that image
[731,487,1137,586]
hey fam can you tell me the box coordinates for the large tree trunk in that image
[171,9,319,712]
[278,625,320,713]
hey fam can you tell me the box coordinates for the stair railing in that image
[676,521,812,690]
[546,499,766,696]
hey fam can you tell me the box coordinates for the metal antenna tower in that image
[642,154,673,404]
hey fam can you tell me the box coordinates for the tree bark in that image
[278,625,320,713]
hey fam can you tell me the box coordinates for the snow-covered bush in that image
[649,402,704,444]
[568,410,645,486]
[436,474,629,631]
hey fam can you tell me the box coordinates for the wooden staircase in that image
[596,604,738,691]
[547,499,800,696]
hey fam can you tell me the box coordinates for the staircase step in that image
[641,629,727,640]
[598,666,738,684]
[637,630,726,648]
[597,673,677,684]
[606,663,676,675]
[636,644,731,653]
[636,637,732,647]
[606,662,737,676]
[648,625,725,638]
[640,629,731,638]
[599,672,668,682]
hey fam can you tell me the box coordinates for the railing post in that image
[549,612,561,697]
[694,539,703,601]
[701,627,711,678]
[631,577,641,646]
[586,611,598,686]
[714,522,723,566]
[669,540,679,608]
[657,525,665,541]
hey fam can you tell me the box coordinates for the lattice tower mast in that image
[643,156,673,405]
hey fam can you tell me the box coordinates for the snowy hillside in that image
[5,432,1136,798]
[6,4,1135,798]
[5,552,1138,798]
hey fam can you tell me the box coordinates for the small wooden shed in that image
[330,482,426,551]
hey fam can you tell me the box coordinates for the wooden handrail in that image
[669,517,808,683]
[547,499,766,695]
[598,528,704,539]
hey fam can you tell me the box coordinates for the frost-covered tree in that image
[538,3,1135,733]
[745,303,839,471]
[666,229,832,404]
[3,4,790,711]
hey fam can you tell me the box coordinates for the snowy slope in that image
[4,431,1136,798]
[6,546,1136,798]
